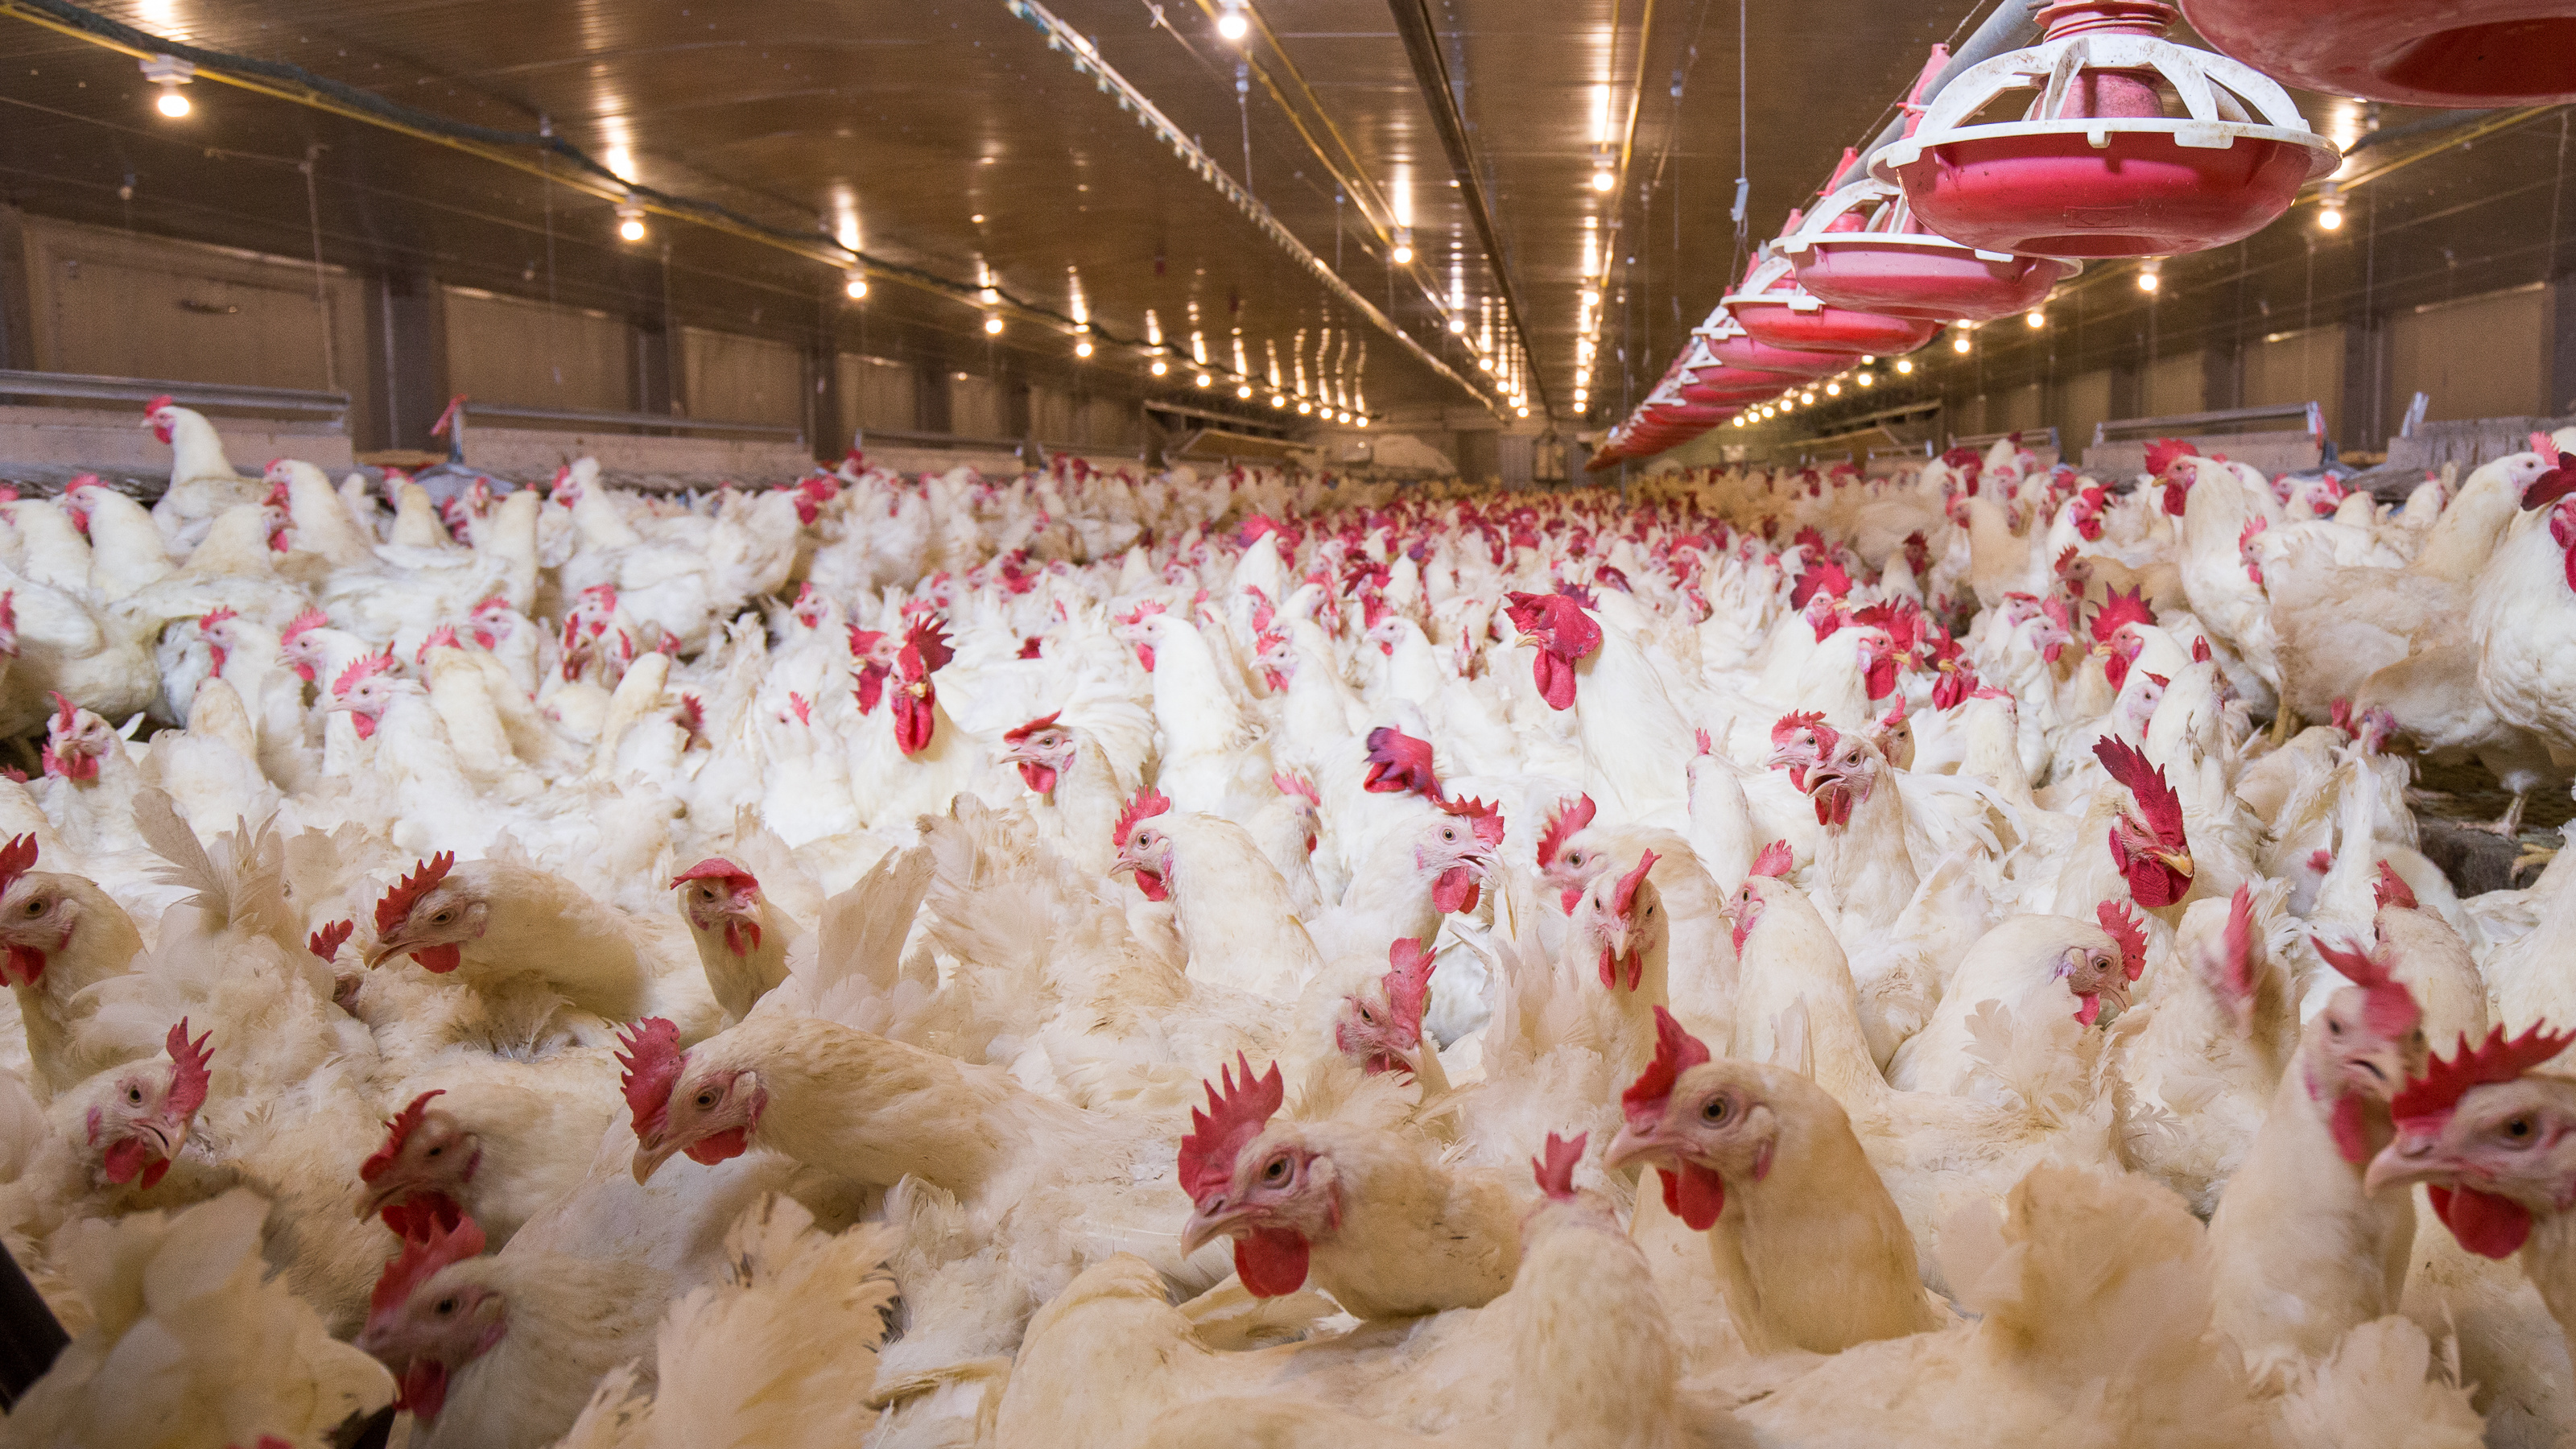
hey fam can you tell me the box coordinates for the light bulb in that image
[1480,357,1495,372]
[1236,383,1253,398]
[1448,318,1466,334]
[1216,6,1249,40]
[1075,340,1093,357]
[1895,358,1913,375]
[1150,359,1170,376]
[2137,264,2161,292]
[1297,400,1311,414]
[1590,168,1615,192]
[1270,394,1286,407]
[1802,390,1818,404]
[844,272,869,299]
[984,316,1004,334]
[1732,415,1745,427]
[1515,406,1530,418]
[1825,382,1840,397]
[618,217,646,242]
[2318,204,2344,231]
[1391,244,1413,264]
[1953,333,1972,353]
[1195,374,1212,387]
[1356,415,1369,427]
[155,86,191,118]
[1858,372,1874,386]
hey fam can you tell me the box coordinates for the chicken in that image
[1112,788,1329,1003]
[353,1075,618,1247]
[355,1212,667,1449]
[667,857,799,1023]
[0,835,147,1095]
[2207,937,2428,1375]
[2,1189,394,1448]
[363,851,702,1030]
[1889,906,2138,1098]
[1607,1006,1938,1353]
[1174,1055,1521,1317]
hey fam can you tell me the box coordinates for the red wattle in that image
[2429,1184,2533,1260]
[1134,869,1169,903]
[1235,1228,1311,1297]
[398,1359,450,1420]
[684,1125,751,1166]
[411,943,463,973]
[2326,1093,2372,1166]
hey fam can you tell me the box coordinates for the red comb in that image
[1749,840,1794,878]
[669,857,758,891]
[144,394,175,415]
[1435,793,1507,844]
[1112,787,1173,849]
[360,1090,445,1185]
[280,607,329,644]
[2314,935,2424,1039]
[0,835,37,893]
[2094,736,2186,841]
[2096,900,2148,981]
[1612,849,1657,920]
[47,692,76,734]
[2535,431,2562,469]
[615,1018,687,1140]
[1695,728,1712,756]
[366,1212,487,1332]
[1385,936,1436,1032]
[2392,1023,2576,1129]
[1538,794,1597,869]
[1005,711,1063,745]
[1363,726,1442,799]
[308,919,354,962]
[374,853,456,937]
[1177,1054,1285,1202]
[163,1018,211,1119]
[332,652,398,697]
[901,617,954,677]
[2091,584,2153,646]
[1621,1006,1712,1133]
[1272,770,1321,807]
[2375,861,2419,912]
[1532,1131,1587,1203]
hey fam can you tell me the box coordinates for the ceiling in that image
[0,0,2020,435]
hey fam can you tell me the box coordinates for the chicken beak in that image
[1179,1201,1257,1257]
[361,936,402,968]
[1602,1119,1674,1172]
[136,1118,183,1162]
[2156,848,2195,878]
[631,1135,679,1185]
[2363,1130,2450,1196]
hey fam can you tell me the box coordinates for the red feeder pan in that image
[1872,0,2340,260]
[1724,254,1943,356]
[1694,311,1855,380]
[1781,175,2079,322]
[2180,0,2576,107]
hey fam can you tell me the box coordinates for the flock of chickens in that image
[6,398,2576,1447]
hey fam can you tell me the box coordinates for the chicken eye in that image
[695,1090,717,1109]
[2508,1117,2534,1139]
[1263,1157,1289,1183]
[434,1296,456,1315]
[1701,1097,1728,1123]
[1441,828,1456,841]
[22,900,41,917]
[1357,1006,1375,1024]
[426,1145,442,1158]
[1567,852,1583,866]
[430,911,452,925]
[2328,1019,2343,1037]
[126,1085,142,1104]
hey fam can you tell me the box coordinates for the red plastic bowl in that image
[1894,124,2325,258]
[2181,0,2576,106]
[1703,332,1853,379]
[1733,299,1940,355]
[1791,238,2077,323]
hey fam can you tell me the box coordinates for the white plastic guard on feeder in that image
[1868,27,2340,180]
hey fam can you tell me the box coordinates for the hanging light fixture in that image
[615,202,648,242]
[2025,308,2046,328]
[1216,0,1250,42]
[2317,182,2346,231]
[984,316,1005,335]
[1075,339,1094,357]
[1391,226,1415,265]
[142,55,193,117]
[1195,373,1213,387]
[1150,357,1170,376]
[2137,259,2163,292]
[844,270,869,299]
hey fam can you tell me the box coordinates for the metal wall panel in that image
[2145,350,2206,419]
[1083,398,1137,451]
[23,216,371,434]
[682,326,802,427]
[2391,285,2546,425]
[2062,368,2115,449]
[2244,324,2345,445]
[444,287,630,414]
[949,373,1004,440]
[1028,383,1075,444]
[838,353,918,436]
[1992,381,2044,435]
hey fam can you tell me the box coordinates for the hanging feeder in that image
[1782,56,2082,321]
[2180,0,2576,107]
[1724,252,1944,356]
[1872,0,2340,259]
[1695,309,1859,380]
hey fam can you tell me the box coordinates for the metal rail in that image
[2093,402,2322,444]
[0,369,349,424]
[1951,426,2059,452]
[459,400,800,440]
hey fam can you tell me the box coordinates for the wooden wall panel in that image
[444,287,630,414]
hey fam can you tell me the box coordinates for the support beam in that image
[1386,0,1551,421]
